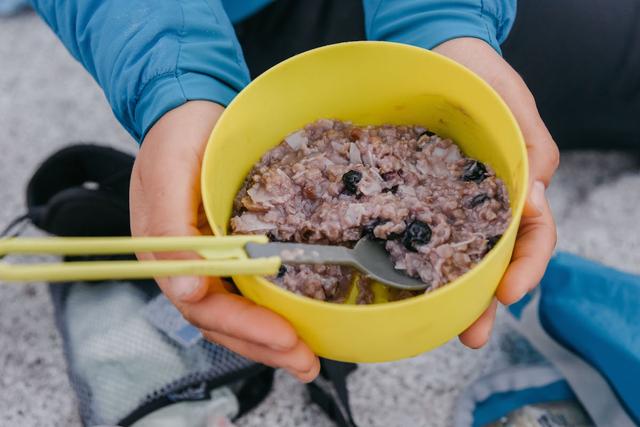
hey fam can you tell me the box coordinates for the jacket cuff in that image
[370,7,503,55]
[134,72,238,143]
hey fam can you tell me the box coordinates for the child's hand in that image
[434,38,559,348]
[130,101,320,382]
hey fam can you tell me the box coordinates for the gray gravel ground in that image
[1,11,639,427]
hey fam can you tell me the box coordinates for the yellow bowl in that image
[201,41,528,363]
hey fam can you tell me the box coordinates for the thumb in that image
[130,101,224,303]
[130,155,210,303]
[523,180,547,218]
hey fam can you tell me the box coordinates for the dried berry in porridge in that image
[485,234,503,253]
[461,160,488,183]
[402,220,432,252]
[342,170,363,195]
[230,119,511,303]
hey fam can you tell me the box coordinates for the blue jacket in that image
[29,0,516,142]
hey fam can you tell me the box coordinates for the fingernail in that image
[286,368,313,383]
[171,276,201,300]
[508,288,529,306]
[516,289,528,303]
[530,181,546,215]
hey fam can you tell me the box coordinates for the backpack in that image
[3,143,359,427]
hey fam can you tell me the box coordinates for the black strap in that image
[235,367,276,418]
[307,359,359,427]
[117,364,272,427]
[1,213,30,238]
[0,213,30,262]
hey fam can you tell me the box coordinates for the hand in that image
[130,101,320,382]
[434,38,559,348]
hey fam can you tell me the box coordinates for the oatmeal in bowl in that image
[230,119,511,303]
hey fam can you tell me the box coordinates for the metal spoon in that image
[246,238,428,291]
[0,235,428,290]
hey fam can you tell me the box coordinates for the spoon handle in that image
[245,242,358,267]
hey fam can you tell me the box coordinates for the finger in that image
[496,193,556,305]
[459,298,498,349]
[433,38,559,188]
[203,330,320,383]
[130,163,210,302]
[130,102,224,302]
[497,80,560,188]
[525,133,560,189]
[478,61,560,189]
[134,241,210,303]
[141,248,211,303]
[523,180,547,218]
[131,104,213,239]
[518,113,559,218]
[130,160,207,303]
[178,290,299,351]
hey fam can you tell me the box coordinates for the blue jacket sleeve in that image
[29,0,250,142]
[363,0,517,55]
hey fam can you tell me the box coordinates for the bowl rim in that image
[201,40,528,312]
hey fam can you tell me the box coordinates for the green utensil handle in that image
[0,235,279,283]
[0,235,267,255]
[0,258,281,282]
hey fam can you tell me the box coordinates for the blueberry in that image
[485,235,502,252]
[416,130,435,151]
[342,170,362,194]
[462,160,488,183]
[387,231,403,241]
[418,130,436,139]
[402,220,432,251]
[468,193,489,208]
[382,185,399,194]
[381,171,397,181]
[277,265,287,278]
[301,229,314,240]
[361,218,383,240]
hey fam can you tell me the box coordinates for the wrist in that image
[434,37,511,83]
[135,100,224,204]
[142,101,224,154]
